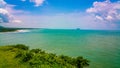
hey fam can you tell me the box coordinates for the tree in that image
[75,56,89,68]
[14,44,29,50]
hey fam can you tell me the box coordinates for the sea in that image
[0,29,120,68]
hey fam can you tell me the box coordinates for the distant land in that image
[0,26,38,32]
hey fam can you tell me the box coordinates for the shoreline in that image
[0,29,30,34]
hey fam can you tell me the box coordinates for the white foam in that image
[16,30,30,32]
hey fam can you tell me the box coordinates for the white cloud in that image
[0,0,6,8]
[106,15,113,21]
[0,8,9,14]
[0,0,22,23]
[21,0,45,7]
[21,0,26,2]
[95,15,103,21]
[12,20,22,23]
[86,0,120,23]
[30,0,45,7]
[0,8,12,23]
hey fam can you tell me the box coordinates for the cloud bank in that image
[0,8,12,23]
[0,0,21,23]
[86,0,120,26]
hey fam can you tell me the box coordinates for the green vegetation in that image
[0,26,18,32]
[0,44,90,68]
[0,26,39,32]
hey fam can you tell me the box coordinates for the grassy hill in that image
[0,44,90,68]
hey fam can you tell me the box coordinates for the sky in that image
[0,0,120,30]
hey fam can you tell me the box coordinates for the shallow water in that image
[0,29,120,68]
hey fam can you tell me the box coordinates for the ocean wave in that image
[16,30,30,32]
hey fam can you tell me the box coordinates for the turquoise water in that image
[0,29,120,68]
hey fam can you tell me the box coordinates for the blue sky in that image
[4,0,107,14]
[0,0,120,30]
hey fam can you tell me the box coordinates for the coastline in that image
[0,29,30,34]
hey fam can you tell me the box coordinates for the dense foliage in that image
[0,44,90,68]
[0,26,18,32]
